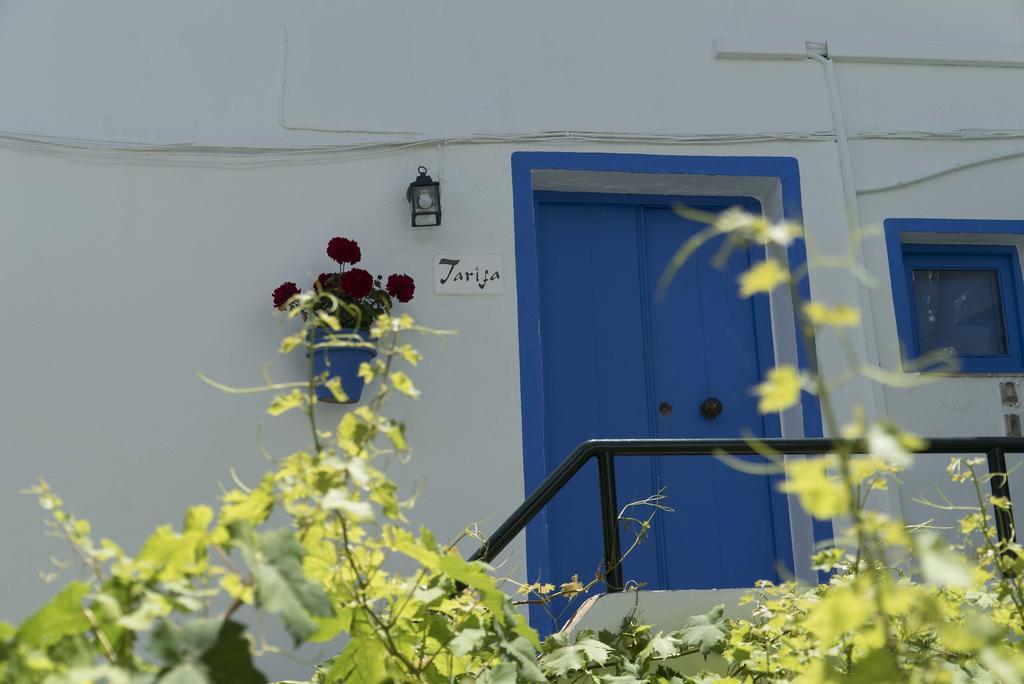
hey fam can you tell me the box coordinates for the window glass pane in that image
[911,268,1008,356]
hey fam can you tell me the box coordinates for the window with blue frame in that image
[891,242,1024,372]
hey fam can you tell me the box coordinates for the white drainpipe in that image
[800,43,900,517]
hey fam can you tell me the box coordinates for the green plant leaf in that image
[846,647,902,683]
[325,618,389,683]
[321,488,374,522]
[738,259,789,298]
[805,587,870,649]
[322,377,348,403]
[218,475,274,528]
[135,524,207,582]
[437,552,530,638]
[17,580,91,649]
[752,366,804,414]
[118,592,173,631]
[477,662,520,684]
[577,637,615,665]
[306,611,351,644]
[40,665,149,684]
[151,619,265,684]
[497,635,546,682]
[267,390,305,417]
[916,531,975,589]
[867,423,915,469]
[780,457,850,519]
[236,529,333,644]
[677,605,728,658]
[448,627,487,656]
[278,334,304,354]
[387,526,534,639]
[638,631,680,661]
[159,663,209,684]
[196,621,266,684]
[601,675,645,684]
[540,643,588,676]
[803,302,861,328]
[388,371,420,398]
[337,413,370,456]
[150,618,218,663]
[540,637,613,676]
[184,505,214,534]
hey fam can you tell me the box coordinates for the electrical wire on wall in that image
[0,26,1021,175]
[1,128,1023,176]
[1,24,1022,173]
[4,23,1024,177]
[858,146,1024,194]
[0,128,841,167]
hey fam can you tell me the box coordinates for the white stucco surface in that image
[1,1,1023,678]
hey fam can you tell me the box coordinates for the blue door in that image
[532,193,790,629]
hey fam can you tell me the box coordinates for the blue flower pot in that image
[308,327,377,403]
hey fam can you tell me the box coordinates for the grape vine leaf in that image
[234,527,333,644]
[476,663,519,684]
[677,605,728,658]
[150,618,265,684]
[17,580,91,649]
[540,637,614,676]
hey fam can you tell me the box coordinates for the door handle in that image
[700,397,723,419]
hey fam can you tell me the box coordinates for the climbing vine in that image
[3,210,1024,682]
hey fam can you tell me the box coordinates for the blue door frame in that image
[510,152,827,619]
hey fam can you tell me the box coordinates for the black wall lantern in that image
[406,166,441,227]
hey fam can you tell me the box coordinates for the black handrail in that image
[468,437,1024,591]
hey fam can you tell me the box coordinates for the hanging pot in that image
[308,327,377,403]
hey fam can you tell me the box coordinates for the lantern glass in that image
[414,186,436,211]
[408,168,441,227]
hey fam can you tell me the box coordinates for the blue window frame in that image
[902,245,1023,371]
[886,218,1024,373]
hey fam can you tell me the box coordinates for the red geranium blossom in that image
[316,272,336,290]
[274,238,412,331]
[340,268,374,299]
[327,237,361,265]
[386,273,415,303]
[272,281,300,309]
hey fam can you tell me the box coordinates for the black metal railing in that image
[468,437,1024,591]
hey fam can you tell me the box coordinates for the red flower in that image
[386,273,415,303]
[340,268,373,300]
[316,272,336,290]
[272,281,300,309]
[327,237,361,265]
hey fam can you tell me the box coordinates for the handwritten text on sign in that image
[434,254,504,295]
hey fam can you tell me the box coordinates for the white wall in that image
[1,1,1023,677]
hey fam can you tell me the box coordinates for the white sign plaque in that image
[434,254,504,295]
